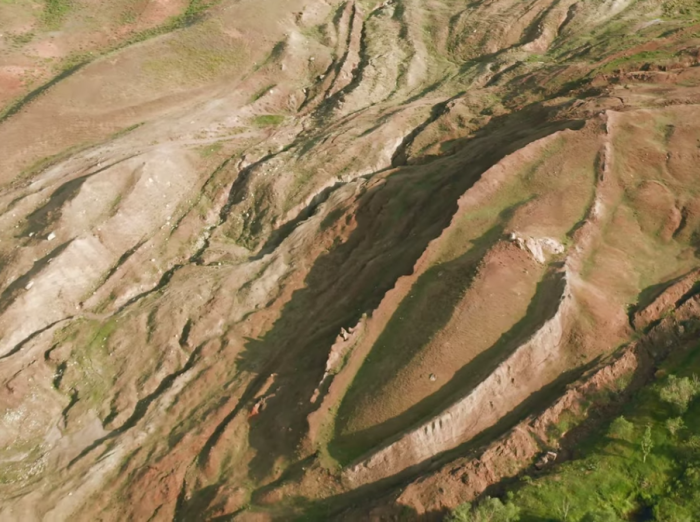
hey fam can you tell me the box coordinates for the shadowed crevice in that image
[0,317,72,360]
[0,240,73,316]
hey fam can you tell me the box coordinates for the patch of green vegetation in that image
[448,496,520,521]
[119,7,137,25]
[60,319,120,413]
[547,410,578,443]
[523,53,551,64]
[42,0,72,28]
[658,374,700,414]
[278,165,317,213]
[111,122,144,140]
[118,0,217,45]
[179,0,215,25]
[108,194,122,217]
[422,12,461,70]
[0,442,46,485]
[663,0,700,19]
[253,114,285,127]
[449,343,700,521]
[145,22,248,83]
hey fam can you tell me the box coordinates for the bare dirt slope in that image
[1,0,700,520]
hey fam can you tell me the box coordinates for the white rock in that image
[510,232,564,264]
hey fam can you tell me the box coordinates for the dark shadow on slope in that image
[21,175,93,238]
[171,109,588,521]
[0,317,72,360]
[0,239,73,316]
[175,106,586,510]
[330,265,567,465]
[675,280,700,308]
[0,60,90,125]
[19,154,137,239]
[98,238,147,288]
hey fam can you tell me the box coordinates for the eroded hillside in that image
[1,0,700,520]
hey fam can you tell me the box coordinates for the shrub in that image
[447,497,520,522]
[448,502,473,522]
[253,114,285,127]
[666,417,685,436]
[608,416,635,441]
[653,498,693,522]
[658,374,700,413]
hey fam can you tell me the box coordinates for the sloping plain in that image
[1,0,700,520]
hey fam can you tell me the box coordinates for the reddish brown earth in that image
[1,0,700,520]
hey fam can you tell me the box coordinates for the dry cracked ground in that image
[1,0,700,520]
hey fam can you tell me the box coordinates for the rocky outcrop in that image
[509,233,565,264]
